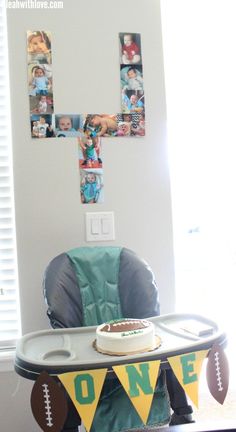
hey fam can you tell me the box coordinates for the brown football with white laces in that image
[206,343,229,404]
[31,371,68,432]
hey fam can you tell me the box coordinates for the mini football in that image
[31,371,68,432]
[206,343,229,404]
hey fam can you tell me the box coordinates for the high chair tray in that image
[15,313,227,380]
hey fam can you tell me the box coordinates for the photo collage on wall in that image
[27,31,145,204]
[119,32,145,136]
[27,31,54,138]
[78,133,104,205]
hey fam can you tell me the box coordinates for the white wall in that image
[2,0,174,429]
[0,371,41,431]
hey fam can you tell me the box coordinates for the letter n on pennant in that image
[113,360,161,424]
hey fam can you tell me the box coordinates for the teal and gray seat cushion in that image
[43,246,160,328]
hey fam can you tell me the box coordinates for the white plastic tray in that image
[15,313,227,379]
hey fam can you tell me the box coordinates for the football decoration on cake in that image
[206,343,229,404]
[95,318,161,355]
[31,371,68,432]
[101,319,150,332]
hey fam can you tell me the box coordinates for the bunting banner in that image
[167,349,209,408]
[113,360,161,424]
[58,368,107,432]
[30,347,229,432]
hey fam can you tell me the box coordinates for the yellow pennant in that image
[113,360,161,424]
[58,368,107,432]
[167,350,209,408]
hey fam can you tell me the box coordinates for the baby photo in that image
[131,112,146,137]
[30,95,54,114]
[116,112,145,137]
[122,90,145,114]
[119,32,142,65]
[120,65,144,94]
[55,114,84,138]
[27,30,51,54]
[80,169,104,204]
[30,114,54,139]
[83,114,118,137]
[28,64,53,97]
[27,51,52,65]
[78,135,103,169]
[116,115,132,137]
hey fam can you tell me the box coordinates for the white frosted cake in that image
[95,318,161,355]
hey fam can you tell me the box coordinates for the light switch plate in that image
[86,211,115,241]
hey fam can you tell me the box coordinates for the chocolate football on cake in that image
[95,318,161,355]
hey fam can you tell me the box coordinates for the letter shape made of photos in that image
[27,31,145,204]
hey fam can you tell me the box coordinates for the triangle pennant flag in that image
[58,368,107,432]
[113,360,161,424]
[167,350,209,408]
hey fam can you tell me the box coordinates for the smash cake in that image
[95,318,161,355]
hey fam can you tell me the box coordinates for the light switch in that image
[101,217,110,234]
[91,218,100,234]
[86,212,115,242]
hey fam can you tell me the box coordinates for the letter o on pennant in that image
[74,374,95,404]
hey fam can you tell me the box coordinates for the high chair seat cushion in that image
[44,247,160,329]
